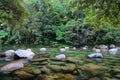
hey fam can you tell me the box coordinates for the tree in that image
[0,0,29,28]
[71,0,120,27]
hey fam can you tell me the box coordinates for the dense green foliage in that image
[0,0,120,46]
[0,0,29,28]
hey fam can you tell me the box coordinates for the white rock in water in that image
[60,48,66,53]
[83,47,87,50]
[88,53,96,58]
[82,45,88,50]
[99,45,108,49]
[26,48,32,52]
[88,49,103,58]
[88,53,103,58]
[15,49,35,58]
[55,54,66,60]
[92,48,96,52]
[95,53,103,58]
[110,44,115,48]
[4,50,15,57]
[95,49,101,53]
[0,24,3,26]
[109,48,118,55]
[40,48,46,53]
[0,62,24,73]
[65,47,69,50]
[73,47,76,50]
[3,50,15,61]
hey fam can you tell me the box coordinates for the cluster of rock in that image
[0,52,120,80]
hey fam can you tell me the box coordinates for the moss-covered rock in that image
[114,74,120,79]
[79,63,109,76]
[40,67,51,74]
[112,66,120,73]
[47,65,61,72]
[14,71,34,79]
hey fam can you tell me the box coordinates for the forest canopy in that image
[0,0,29,28]
[0,0,120,46]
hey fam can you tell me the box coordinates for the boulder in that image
[0,62,24,73]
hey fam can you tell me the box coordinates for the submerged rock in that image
[79,63,109,76]
[47,65,61,72]
[61,63,76,72]
[0,61,24,73]
[31,58,48,62]
[14,71,34,79]
[112,66,120,73]
[115,74,120,79]
[40,67,51,74]
[37,74,54,80]
[64,74,75,80]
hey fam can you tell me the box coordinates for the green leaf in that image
[0,30,7,38]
